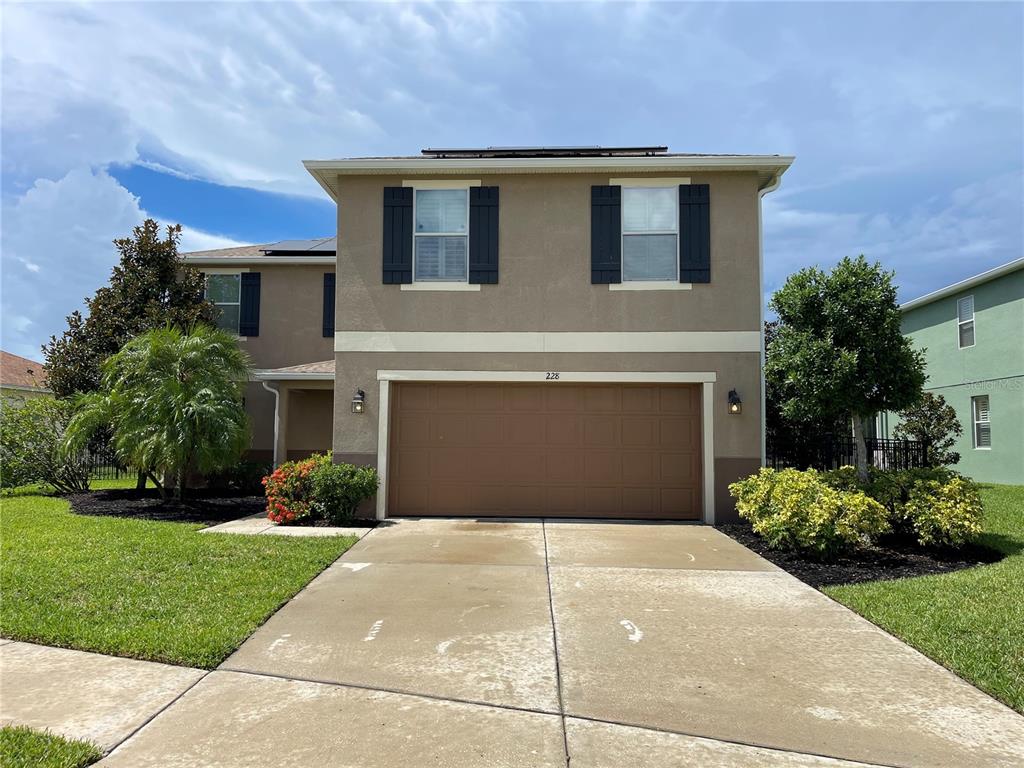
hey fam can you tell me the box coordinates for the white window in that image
[972,395,991,449]
[957,295,975,348]
[414,189,468,282]
[622,187,678,282]
[205,273,241,334]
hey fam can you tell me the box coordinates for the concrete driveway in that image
[100,519,1024,767]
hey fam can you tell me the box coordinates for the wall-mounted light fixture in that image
[727,389,742,415]
[351,389,366,414]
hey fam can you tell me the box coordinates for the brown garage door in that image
[388,382,702,519]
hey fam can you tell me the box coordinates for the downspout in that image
[758,173,783,467]
[261,380,281,467]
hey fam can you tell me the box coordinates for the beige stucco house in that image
[186,147,793,523]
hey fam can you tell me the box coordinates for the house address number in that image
[545,372,560,380]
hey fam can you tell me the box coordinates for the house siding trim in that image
[335,331,760,353]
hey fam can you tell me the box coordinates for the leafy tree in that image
[894,392,963,467]
[0,397,91,493]
[767,255,926,482]
[65,325,252,499]
[42,220,215,398]
[765,320,847,454]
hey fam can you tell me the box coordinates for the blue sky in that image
[2,1,1021,360]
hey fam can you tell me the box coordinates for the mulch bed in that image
[718,523,1004,588]
[68,489,265,526]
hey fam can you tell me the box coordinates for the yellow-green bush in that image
[902,476,983,547]
[729,468,889,558]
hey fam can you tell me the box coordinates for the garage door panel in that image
[389,383,702,520]
[584,452,622,484]
[546,452,583,483]
[545,386,584,411]
[398,414,432,446]
[583,416,618,447]
[582,386,620,412]
[621,418,657,446]
[659,417,699,448]
[508,415,545,445]
[545,415,580,445]
[660,452,698,483]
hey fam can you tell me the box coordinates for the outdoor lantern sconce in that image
[351,389,366,414]
[728,389,742,415]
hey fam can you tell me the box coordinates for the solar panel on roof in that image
[420,146,668,158]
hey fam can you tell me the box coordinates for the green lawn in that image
[0,726,100,768]
[826,484,1024,713]
[0,492,355,668]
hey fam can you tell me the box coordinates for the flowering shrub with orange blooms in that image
[262,457,318,524]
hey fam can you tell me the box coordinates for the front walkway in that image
[3,520,1023,766]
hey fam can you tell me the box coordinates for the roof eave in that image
[182,256,336,266]
[303,155,794,201]
[901,258,1024,311]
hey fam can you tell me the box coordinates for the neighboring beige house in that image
[0,350,52,403]
[182,238,337,465]
[187,147,793,523]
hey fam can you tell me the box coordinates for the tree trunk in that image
[175,464,187,500]
[136,470,147,491]
[852,414,869,483]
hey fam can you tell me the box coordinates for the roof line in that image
[901,257,1024,311]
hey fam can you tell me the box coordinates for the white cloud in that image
[0,167,250,360]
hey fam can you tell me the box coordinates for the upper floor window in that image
[206,273,241,334]
[972,394,991,449]
[414,189,468,282]
[957,295,975,348]
[622,187,678,282]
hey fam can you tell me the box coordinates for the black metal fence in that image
[767,436,928,472]
[84,447,133,481]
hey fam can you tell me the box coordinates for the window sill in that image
[609,282,693,291]
[400,283,481,292]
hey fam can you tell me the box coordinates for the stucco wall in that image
[332,171,762,333]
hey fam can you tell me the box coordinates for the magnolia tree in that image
[65,325,251,499]
[894,392,963,467]
[766,256,926,482]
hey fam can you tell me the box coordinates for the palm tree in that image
[66,325,252,499]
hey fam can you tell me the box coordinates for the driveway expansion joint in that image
[542,520,572,767]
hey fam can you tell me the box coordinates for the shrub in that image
[263,457,318,524]
[0,397,90,493]
[902,476,983,547]
[263,453,379,525]
[207,460,273,495]
[310,460,379,525]
[729,467,889,558]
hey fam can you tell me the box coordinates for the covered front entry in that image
[255,361,335,466]
[387,382,702,519]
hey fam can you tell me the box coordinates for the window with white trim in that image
[622,187,678,281]
[205,273,241,333]
[414,188,468,281]
[972,395,991,449]
[957,295,975,348]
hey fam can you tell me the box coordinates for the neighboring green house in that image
[879,259,1023,484]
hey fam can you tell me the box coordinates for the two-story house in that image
[188,147,793,523]
[877,259,1023,484]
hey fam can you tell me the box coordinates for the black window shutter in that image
[591,185,621,284]
[679,184,710,283]
[382,187,413,284]
[239,272,260,336]
[469,186,499,284]
[322,272,335,337]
